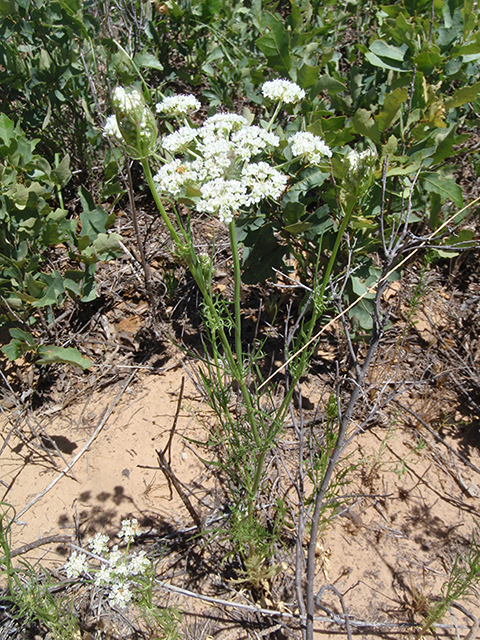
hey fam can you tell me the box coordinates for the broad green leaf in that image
[0,113,15,145]
[241,224,288,284]
[297,63,321,88]
[422,172,463,207]
[37,346,92,370]
[414,51,442,75]
[51,154,71,188]
[9,328,36,345]
[375,87,408,132]
[369,40,408,61]
[283,222,312,234]
[92,232,122,257]
[445,81,480,110]
[31,271,65,307]
[365,52,407,72]
[134,52,164,71]
[316,75,346,95]
[352,109,380,143]
[256,14,291,74]
[1,340,26,362]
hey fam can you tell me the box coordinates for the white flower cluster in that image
[262,79,305,103]
[344,148,376,174]
[118,518,141,544]
[156,94,201,116]
[104,86,158,157]
[103,115,123,142]
[290,131,332,165]
[63,521,150,609]
[154,113,287,225]
[112,86,143,117]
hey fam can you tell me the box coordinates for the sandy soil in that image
[2,340,479,639]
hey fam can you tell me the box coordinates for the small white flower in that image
[103,115,123,141]
[88,533,110,556]
[109,583,133,609]
[290,131,332,164]
[242,162,288,204]
[344,148,376,173]
[64,551,88,579]
[202,113,248,136]
[118,518,140,544]
[262,79,305,104]
[127,551,150,576]
[112,86,143,117]
[197,178,248,225]
[95,565,114,587]
[162,126,198,154]
[154,159,200,198]
[156,94,201,116]
[231,126,280,160]
[108,545,123,567]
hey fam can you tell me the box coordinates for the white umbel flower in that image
[88,533,110,555]
[162,126,198,154]
[156,94,201,116]
[231,126,280,160]
[112,86,143,117]
[242,162,288,204]
[262,79,305,103]
[154,159,201,197]
[64,551,88,578]
[118,518,140,544]
[103,115,123,141]
[109,583,133,609]
[290,131,332,164]
[127,551,150,576]
[197,178,248,225]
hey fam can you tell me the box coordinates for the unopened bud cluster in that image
[341,148,377,201]
[104,87,158,158]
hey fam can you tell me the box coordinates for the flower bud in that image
[111,86,158,158]
[341,147,376,203]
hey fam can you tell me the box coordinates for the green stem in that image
[141,159,184,248]
[266,100,283,132]
[319,201,355,301]
[229,220,243,371]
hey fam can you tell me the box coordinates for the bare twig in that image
[156,449,202,532]
[10,535,71,558]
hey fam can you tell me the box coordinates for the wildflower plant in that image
[103,79,365,571]
[63,520,151,610]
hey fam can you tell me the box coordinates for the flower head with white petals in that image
[64,551,88,579]
[290,131,332,165]
[63,521,152,610]
[156,94,201,116]
[262,79,305,103]
[154,109,287,225]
